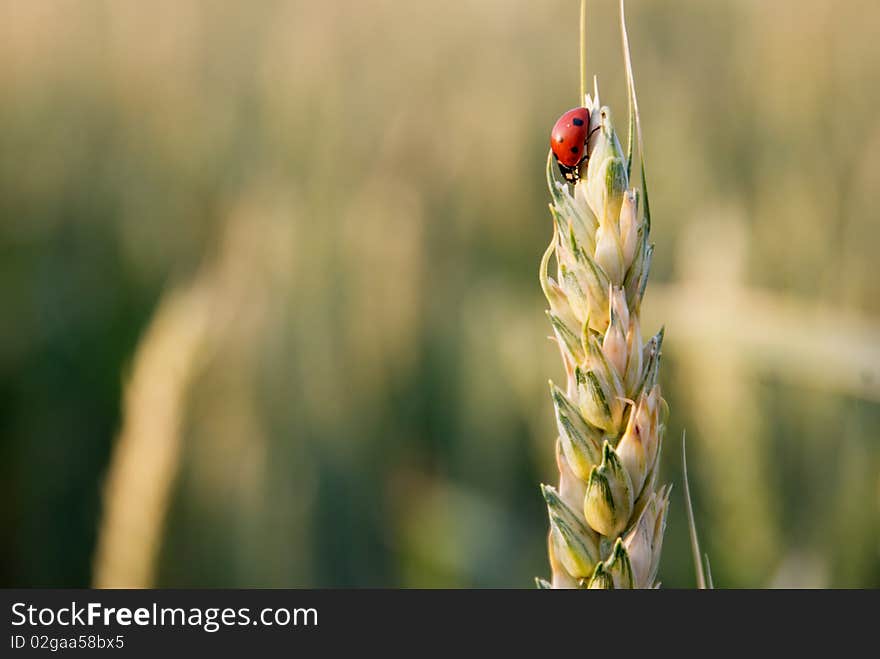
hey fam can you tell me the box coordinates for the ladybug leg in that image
[576,125,602,171]
[583,125,601,153]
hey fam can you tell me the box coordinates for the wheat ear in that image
[536,0,669,589]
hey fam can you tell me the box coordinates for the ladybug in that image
[550,107,590,182]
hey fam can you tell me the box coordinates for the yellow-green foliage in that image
[0,1,877,588]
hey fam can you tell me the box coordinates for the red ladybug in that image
[550,107,590,181]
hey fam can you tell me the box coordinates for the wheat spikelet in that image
[536,0,669,589]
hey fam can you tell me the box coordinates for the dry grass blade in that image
[682,431,709,589]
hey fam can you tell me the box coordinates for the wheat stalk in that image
[536,0,669,589]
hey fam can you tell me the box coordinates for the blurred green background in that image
[1,0,878,588]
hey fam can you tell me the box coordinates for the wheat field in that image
[0,0,878,587]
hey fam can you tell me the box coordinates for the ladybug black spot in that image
[570,146,579,153]
[572,117,584,126]
[556,135,564,143]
